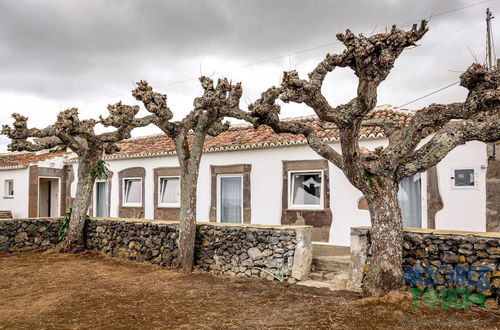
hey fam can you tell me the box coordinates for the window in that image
[217,174,243,223]
[289,170,323,210]
[123,178,142,206]
[158,176,180,207]
[452,168,476,188]
[4,180,13,197]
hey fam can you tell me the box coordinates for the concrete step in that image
[298,272,350,291]
[312,244,350,257]
[308,271,346,281]
[311,255,350,272]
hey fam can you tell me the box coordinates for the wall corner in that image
[291,226,312,280]
[347,227,369,292]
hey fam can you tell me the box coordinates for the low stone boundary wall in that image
[0,218,61,252]
[0,218,312,281]
[349,226,500,308]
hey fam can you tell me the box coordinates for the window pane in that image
[6,181,13,196]
[292,173,321,205]
[454,169,474,187]
[124,179,141,204]
[220,176,242,223]
[160,177,180,204]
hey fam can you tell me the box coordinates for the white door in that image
[38,178,60,217]
[217,175,243,223]
[95,181,109,217]
[399,173,422,228]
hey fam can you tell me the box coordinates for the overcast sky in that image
[0,0,499,152]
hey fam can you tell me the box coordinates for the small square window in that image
[4,180,14,197]
[289,171,323,209]
[453,169,475,187]
[159,177,180,207]
[123,178,142,206]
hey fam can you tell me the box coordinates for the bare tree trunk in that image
[179,171,198,273]
[177,168,199,272]
[362,179,404,296]
[59,153,100,253]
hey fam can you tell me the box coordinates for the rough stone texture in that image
[0,218,61,252]
[486,145,500,232]
[195,223,307,280]
[347,229,369,292]
[0,218,312,281]
[350,227,500,303]
[426,166,443,229]
[291,227,313,280]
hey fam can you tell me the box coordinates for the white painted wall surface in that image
[70,139,384,246]
[0,168,29,218]
[67,138,488,246]
[435,141,487,232]
[36,156,66,169]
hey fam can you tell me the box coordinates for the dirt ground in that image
[0,253,499,329]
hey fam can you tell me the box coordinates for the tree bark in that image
[177,168,199,272]
[361,178,404,296]
[59,152,100,253]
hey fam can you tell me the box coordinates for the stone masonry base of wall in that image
[349,226,500,309]
[0,218,313,282]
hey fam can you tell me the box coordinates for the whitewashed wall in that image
[0,167,29,218]
[67,139,487,246]
[434,141,487,232]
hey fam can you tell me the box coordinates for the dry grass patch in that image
[0,252,498,329]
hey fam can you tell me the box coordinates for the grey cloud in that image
[1,0,490,100]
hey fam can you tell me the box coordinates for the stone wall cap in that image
[0,217,61,222]
[90,217,312,230]
[351,226,500,239]
[2,217,312,231]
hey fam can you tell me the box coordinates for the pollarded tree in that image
[247,21,500,296]
[2,105,154,252]
[132,77,251,272]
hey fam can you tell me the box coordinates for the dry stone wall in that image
[0,218,312,282]
[349,227,500,309]
[0,218,61,252]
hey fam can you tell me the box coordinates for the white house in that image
[0,106,491,246]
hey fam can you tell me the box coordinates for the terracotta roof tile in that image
[0,106,414,165]
[0,151,69,169]
[108,106,414,159]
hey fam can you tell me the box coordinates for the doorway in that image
[399,173,422,228]
[38,177,60,217]
[94,181,109,217]
[217,174,243,223]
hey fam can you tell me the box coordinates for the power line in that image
[396,0,492,29]
[78,0,491,106]
[398,81,460,108]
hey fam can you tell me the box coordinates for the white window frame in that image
[158,176,181,208]
[122,177,142,207]
[4,180,14,197]
[450,167,477,189]
[216,174,244,223]
[288,170,324,210]
[93,179,109,217]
